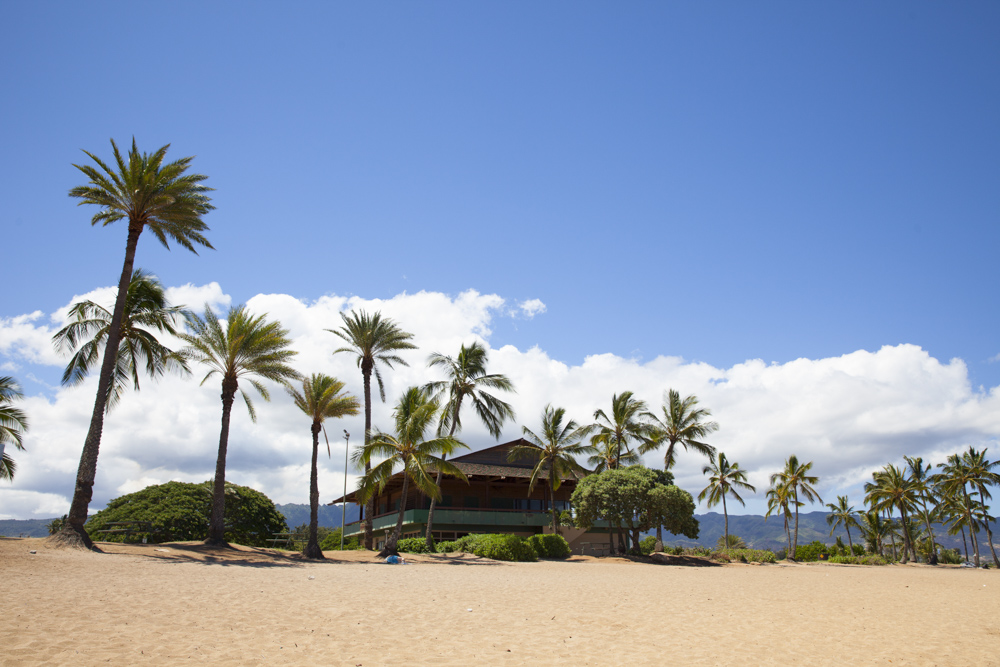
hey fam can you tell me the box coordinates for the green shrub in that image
[792,541,829,562]
[775,548,787,560]
[938,548,963,565]
[526,534,571,559]
[440,533,538,562]
[319,528,361,551]
[639,536,657,556]
[397,537,434,554]
[437,540,458,553]
[716,534,747,550]
[671,545,685,556]
[714,548,777,564]
[862,555,888,566]
[828,555,859,565]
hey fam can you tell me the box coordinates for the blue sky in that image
[2,3,999,519]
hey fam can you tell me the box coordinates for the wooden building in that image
[330,439,611,554]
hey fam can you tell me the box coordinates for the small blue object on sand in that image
[386,555,401,564]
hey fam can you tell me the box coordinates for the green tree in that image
[825,495,861,554]
[699,452,756,549]
[422,342,515,549]
[287,374,360,559]
[509,405,591,536]
[182,304,299,546]
[639,389,718,470]
[56,140,213,548]
[584,438,641,473]
[865,465,920,563]
[770,455,821,560]
[764,482,799,558]
[52,268,190,412]
[354,387,467,555]
[330,310,416,549]
[84,480,286,545]
[0,376,29,481]
[590,391,656,471]
[903,456,940,558]
[858,508,890,556]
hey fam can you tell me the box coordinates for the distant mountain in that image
[0,519,53,538]
[276,503,361,529]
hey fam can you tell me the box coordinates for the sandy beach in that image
[2,537,997,666]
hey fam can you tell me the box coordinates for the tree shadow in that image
[643,553,722,567]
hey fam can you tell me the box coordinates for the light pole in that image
[341,430,350,551]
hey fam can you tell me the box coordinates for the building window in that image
[464,496,480,508]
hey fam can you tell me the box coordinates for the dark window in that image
[490,497,515,510]
[464,496,480,508]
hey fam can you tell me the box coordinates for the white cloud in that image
[989,353,1000,363]
[517,298,547,319]
[2,285,1000,520]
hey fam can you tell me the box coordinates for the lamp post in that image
[341,430,350,551]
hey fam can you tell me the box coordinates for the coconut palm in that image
[769,455,821,560]
[330,310,416,549]
[584,438,641,473]
[422,342,515,549]
[639,389,718,471]
[182,304,299,545]
[591,391,656,470]
[52,268,190,412]
[825,495,860,554]
[288,374,360,559]
[509,405,592,535]
[57,139,213,549]
[903,456,940,558]
[764,482,797,558]
[960,447,1000,567]
[934,451,986,566]
[698,452,756,549]
[0,377,29,481]
[864,465,919,563]
[354,387,467,555]
[858,509,890,557]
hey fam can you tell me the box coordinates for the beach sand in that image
[2,537,997,666]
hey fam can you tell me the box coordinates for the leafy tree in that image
[769,455,821,560]
[865,464,920,563]
[354,387,466,555]
[764,482,798,558]
[589,391,656,471]
[825,495,861,554]
[57,139,213,549]
[716,534,747,550]
[584,437,641,473]
[287,374,360,559]
[904,456,940,558]
[960,447,1000,567]
[182,305,299,545]
[0,376,29,481]
[422,342,515,549]
[84,481,286,546]
[52,268,190,412]
[639,389,718,470]
[330,310,416,549]
[509,405,591,536]
[699,452,756,549]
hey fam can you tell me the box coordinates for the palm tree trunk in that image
[792,492,800,560]
[960,524,969,562]
[846,526,854,554]
[54,222,142,550]
[383,473,409,556]
[425,403,461,550]
[206,379,237,545]
[885,510,897,560]
[549,473,559,535]
[919,498,936,555]
[722,491,729,549]
[963,487,981,566]
[304,421,324,559]
[899,506,911,564]
[784,514,791,559]
[655,524,663,553]
[361,363,374,550]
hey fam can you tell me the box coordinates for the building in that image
[330,439,611,554]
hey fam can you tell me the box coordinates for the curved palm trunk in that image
[425,401,462,550]
[361,362,374,550]
[899,505,911,564]
[919,498,936,555]
[962,487,981,567]
[959,525,969,562]
[383,473,409,556]
[722,491,729,549]
[206,379,237,545]
[885,510,897,560]
[784,513,791,558]
[304,421,324,559]
[791,491,800,560]
[845,526,854,554]
[54,223,142,550]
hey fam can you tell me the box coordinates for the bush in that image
[938,548,963,565]
[716,534,747,550]
[714,548,777,564]
[792,541,829,562]
[827,554,889,566]
[526,534,572,559]
[319,528,361,551]
[775,548,787,560]
[440,533,538,562]
[639,535,657,556]
[397,537,434,554]
[437,540,458,553]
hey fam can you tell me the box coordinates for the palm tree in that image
[865,465,920,563]
[182,304,299,546]
[422,342,515,549]
[769,455,821,560]
[0,376,29,481]
[52,268,190,412]
[858,509,890,557]
[329,310,416,550]
[764,483,797,558]
[288,374,360,559]
[639,389,718,471]
[354,387,467,555]
[509,405,591,535]
[584,438,641,473]
[961,447,1000,567]
[698,452,756,549]
[825,495,860,554]
[56,139,213,549]
[903,456,939,559]
[935,451,985,566]
[591,392,656,469]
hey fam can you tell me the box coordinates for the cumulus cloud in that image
[2,285,999,520]
[517,298,547,319]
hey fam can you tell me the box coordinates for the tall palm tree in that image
[422,342,515,549]
[57,139,213,549]
[0,376,29,481]
[182,304,299,546]
[52,268,190,412]
[858,509,890,557]
[354,387,467,555]
[584,438,641,473]
[288,374,360,559]
[698,452,756,549]
[865,465,919,563]
[639,389,718,471]
[961,447,1000,567]
[825,495,861,554]
[770,455,821,560]
[591,391,656,470]
[509,405,591,535]
[764,482,797,558]
[903,456,939,559]
[329,310,416,549]
[934,451,985,566]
